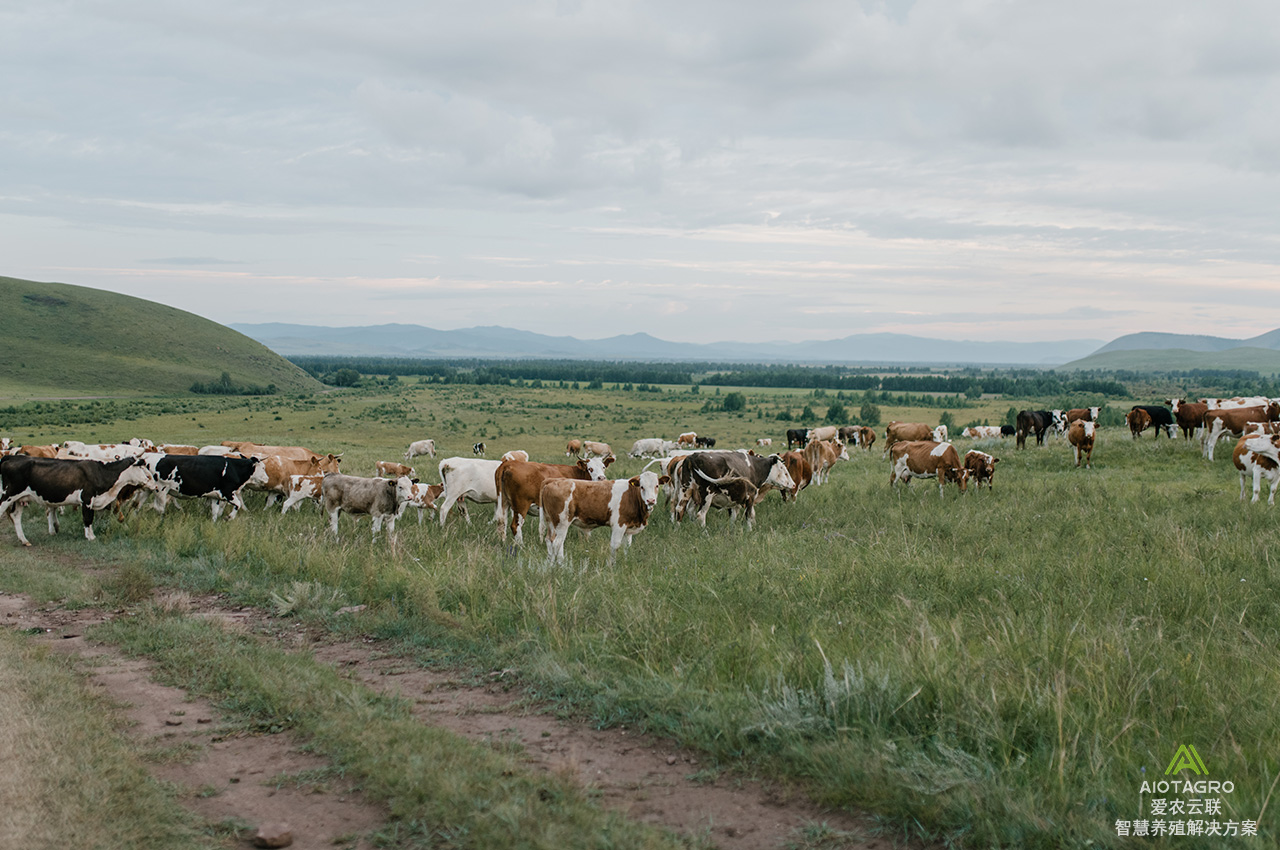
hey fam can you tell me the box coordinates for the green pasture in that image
[1,381,1277,848]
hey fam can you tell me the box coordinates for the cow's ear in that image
[748,449,756,456]
[628,476,640,487]
[576,458,588,469]
[659,475,671,485]
[604,455,615,466]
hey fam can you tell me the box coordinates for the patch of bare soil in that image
[0,588,909,850]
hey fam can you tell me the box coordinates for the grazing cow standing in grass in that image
[1129,405,1175,439]
[436,457,503,525]
[629,438,667,458]
[804,439,849,485]
[883,422,941,455]
[677,432,698,446]
[398,482,446,524]
[1016,410,1055,449]
[152,455,267,521]
[279,473,324,514]
[495,456,613,544]
[888,441,969,496]
[582,440,612,458]
[472,442,486,456]
[963,450,998,490]
[674,451,795,526]
[1203,402,1280,460]
[1126,407,1152,439]
[1068,421,1096,469]
[786,429,809,449]
[320,473,410,540]
[692,470,761,529]
[1232,434,1280,504]
[1167,400,1209,441]
[538,471,668,564]
[694,435,717,448]
[405,439,436,461]
[0,456,155,546]
[768,450,813,502]
[501,450,529,463]
[565,439,582,457]
[962,426,1003,439]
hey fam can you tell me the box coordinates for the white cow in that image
[436,457,503,526]
[405,439,437,461]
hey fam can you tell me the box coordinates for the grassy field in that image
[2,380,1277,848]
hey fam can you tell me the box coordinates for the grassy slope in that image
[0,276,321,397]
[1062,346,1280,375]
[2,382,1276,848]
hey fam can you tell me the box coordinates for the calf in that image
[152,455,267,521]
[1233,434,1280,504]
[674,451,795,526]
[1068,420,1096,469]
[376,460,415,479]
[405,439,436,461]
[677,432,698,446]
[320,473,410,539]
[252,453,342,507]
[888,441,969,496]
[279,473,324,514]
[495,456,613,543]
[962,450,998,490]
[538,472,668,564]
[398,482,446,524]
[692,470,761,529]
[0,456,155,546]
[472,442,487,456]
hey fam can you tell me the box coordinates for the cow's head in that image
[628,472,667,513]
[577,456,612,480]
[247,457,269,487]
[122,457,159,490]
[764,455,797,492]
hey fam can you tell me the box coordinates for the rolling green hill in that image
[1062,346,1280,375]
[0,276,322,397]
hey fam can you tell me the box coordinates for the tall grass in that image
[4,387,1278,847]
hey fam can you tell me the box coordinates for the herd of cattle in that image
[2,392,1279,560]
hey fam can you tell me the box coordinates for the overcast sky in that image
[4,1,1280,345]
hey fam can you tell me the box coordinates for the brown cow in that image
[581,440,612,458]
[159,444,200,455]
[565,439,582,457]
[1068,420,1096,468]
[1126,408,1152,439]
[224,441,331,462]
[962,450,998,490]
[883,422,943,456]
[803,438,849,485]
[495,456,614,543]
[677,432,697,446]
[539,472,668,564]
[252,454,343,506]
[1233,433,1280,504]
[888,441,969,496]
[769,450,812,501]
[1064,407,1100,425]
[399,481,446,524]
[1203,402,1280,460]
[1167,399,1209,441]
[17,444,59,458]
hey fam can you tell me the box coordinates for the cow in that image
[1016,410,1055,449]
[538,472,668,564]
[436,457,503,525]
[565,439,582,457]
[581,440,612,458]
[1129,405,1175,440]
[198,445,242,457]
[962,450,998,490]
[755,438,773,447]
[158,444,200,455]
[1203,402,1280,460]
[398,482,445,524]
[691,470,761,529]
[854,426,876,451]
[1167,400,1209,441]
[0,456,155,546]
[694,436,717,449]
[769,450,813,501]
[495,457,613,543]
[786,429,809,449]
[884,422,939,455]
[222,442,327,461]
[500,450,529,463]
[1126,407,1152,439]
[320,473,410,539]
[249,453,342,507]
[1068,420,1096,469]
[961,426,1003,439]
[888,441,969,496]
[376,461,415,479]
[151,455,268,521]
[629,438,667,458]
[1000,425,1016,437]
[61,441,145,462]
[0,437,9,452]
[1064,407,1101,426]
[472,442,487,456]
[1233,434,1280,505]
[279,474,324,514]
[803,439,849,486]
[405,439,437,461]
[806,426,840,443]
[673,451,795,527]
[677,432,698,446]
[17,445,60,458]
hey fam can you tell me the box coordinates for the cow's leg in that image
[8,505,31,547]
[227,492,245,520]
[264,492,279,507]
[81,505,96,541]
[210,500,225,522]
[1253,466,1263,504]
[744,503,755,531]
[1073,446,1081,467]
[372,515,384,539]
[327,507,341,536]
[607,526,627,564]
[1268,472,1278,506]
[47,507,59,535]
[511,508,526,545]
[437,492,456,526]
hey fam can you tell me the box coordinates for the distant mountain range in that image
[1064,328,1280,374]
[230,322,1104,366]
[1092,328,1280,354]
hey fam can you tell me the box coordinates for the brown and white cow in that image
[398,481,446,524]
[755,438,773,447]
[223,441,328,461]
[1203,402,1280,460]
[279,473,324,514]
[1126,408,1152,439]
[1166,399,1209,441]
[1233,433,1280,505]
[803,438,849,485]
[769,450,812,501]
[251,453,343,506]
[538,471,668,564]
[888,441,969,496]
[961,425,1003,439]
[1068,420,1096,469]
[962,450,998,490]
[677,432,697,446]
[501,449,529,463]
[495,456,614,543]
[376,460,415,479]
[18,444,60,458]
[565,439,582,457]
[1064,407,1100,426]
[158,444,200,455]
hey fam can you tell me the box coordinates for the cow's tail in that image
[695,468,737,487]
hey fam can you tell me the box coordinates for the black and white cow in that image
[694,435,717,448]
[0,455,155,546]
[786,429,809,449]
[151,455,267,521]
[1016,410,1057,449]
[673,451,795,527]
[1130,405,1177,439]
[320,473,410,539]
